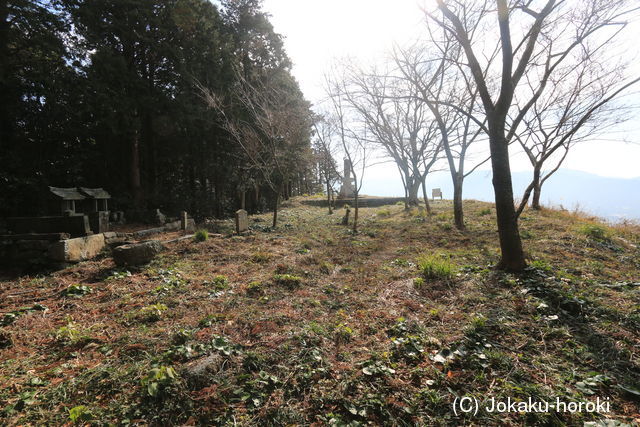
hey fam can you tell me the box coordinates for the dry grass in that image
[1,197,639,425]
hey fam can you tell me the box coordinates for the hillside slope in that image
[1,198,639,425]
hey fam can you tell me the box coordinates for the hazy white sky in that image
[262,0,640,179]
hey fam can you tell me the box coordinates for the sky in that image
[261,0,640,181]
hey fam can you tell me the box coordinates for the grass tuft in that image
[417,254,455,281]
[579,224,610,242]
[194,229,209,242]
[273,273,303,288]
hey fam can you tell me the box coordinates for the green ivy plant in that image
[140,366,178,397]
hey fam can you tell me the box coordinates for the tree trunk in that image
[531,167,542,210]
[142,111,157,204]
[130,130,143,209]
[240,190,246,210]
[453,175,464,230]
[403,184,409,211]
[283,181,290,201]
[488,118,526,271]
[421,177,432,215]
[213,175,222,217]
[407,178,421,207]
[436,110,466,230]
[326,178,333,214]
[254,183,260,213]
[532,185,542,210]
[272,182,283,228]
[398,167,409,210]
[189,163,196,214]
[0,0,10,152]
[352,191,359,233]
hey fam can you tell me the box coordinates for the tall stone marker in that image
[235,209,248,234]
[338,158,356,199]
[180,211,188,231]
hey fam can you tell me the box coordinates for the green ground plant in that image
[417,254,455,281]
[194,229,209,242]
[273,274,302,289]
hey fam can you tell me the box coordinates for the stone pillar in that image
[338,158,356,199]
[180,211,188,231]
[235,209,248,234]
[344,158,351,178]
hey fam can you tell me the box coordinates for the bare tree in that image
[394,40,490,229]
[313,114,341,214]
[198,70,311,228]
[429,0,639,270]
[323,70,371,233]
[340,61,443,212]
[514,57,640,216]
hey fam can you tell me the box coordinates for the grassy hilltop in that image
[1,197,639,425]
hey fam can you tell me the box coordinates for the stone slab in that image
[103,231,129,247]
[113,240,164,266]
[47,234,106,262]
[162,234,195,244]
[132,227,165,239]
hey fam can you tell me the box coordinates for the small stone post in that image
[180,211,188,231]
[235,209,248,234]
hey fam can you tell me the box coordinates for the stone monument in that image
[235,209,248,233]
[338,158,356,199]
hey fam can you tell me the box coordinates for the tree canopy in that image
[0,0,315,218]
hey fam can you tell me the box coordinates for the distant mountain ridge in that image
[360,169,640,222]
